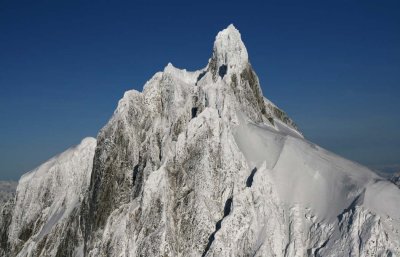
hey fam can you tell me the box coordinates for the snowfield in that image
[1,25,399,257]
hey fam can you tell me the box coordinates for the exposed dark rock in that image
[191,107,198,118]
[202,198,233,257]
[208,55,218,81]
[240,64,267,116]
[246,167,257,187]
[218,65,227,78]
[196,71,207,85]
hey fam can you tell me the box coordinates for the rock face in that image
[1,25,400,257]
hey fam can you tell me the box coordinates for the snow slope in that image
[1,25,399,257]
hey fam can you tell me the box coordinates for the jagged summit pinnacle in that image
[210,24,249,77]
[163,25,248,79]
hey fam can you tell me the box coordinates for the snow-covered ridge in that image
[4,137,96,256]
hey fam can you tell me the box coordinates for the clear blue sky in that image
[0,1,399,180]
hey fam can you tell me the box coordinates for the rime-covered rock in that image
[2,138,96,257]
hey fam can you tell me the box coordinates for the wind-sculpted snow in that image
[1,25,400,257]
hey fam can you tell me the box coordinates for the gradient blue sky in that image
[1,1,399,180]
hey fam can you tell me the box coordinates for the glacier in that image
[1,24,399,257]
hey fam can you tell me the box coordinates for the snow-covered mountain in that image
[391,172,400,188]
[0,181,17,207]
[1,25,400,257]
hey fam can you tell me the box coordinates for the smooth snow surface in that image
[234,115,400,223]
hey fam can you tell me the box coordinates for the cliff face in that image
[1,25,400,257]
